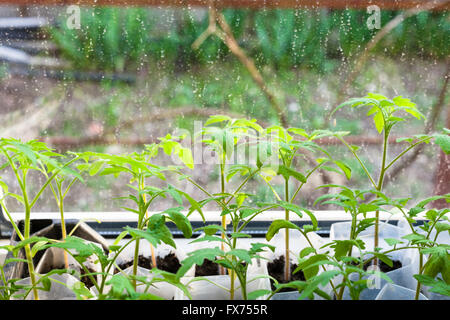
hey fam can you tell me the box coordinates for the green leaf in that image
[166,185,183,205]
[333,160,352,180]
[43,236,98,260]
[331,240,353,260]
[228,249,252,264]
[230,232,251,239]
[189,235,226,244]
[300,247,316,258]
[435,222,450,234]
[163,207,192,239]
[373,111,384,134]
[266,219,300,241]
[239,208,259,219]
[194,224,225,236]
[435,134,450,154]
[384,238,404,246]
[179,147,194,169]
[176,248,224,278]
[277,165,306,183]
[414,274,450,296]
[126,214,176,248]
[423,249,449,280]
[247,289,272,300]
[0,180,8,193]
[295,254,328,280]
[373,253,393,268]
[106,274,136,296]
[298,270,340,300]
[72,282,94,300]
[205,115,232,126]
[89,161,104,176]
[31,241,49,258]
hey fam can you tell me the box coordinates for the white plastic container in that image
[340,248,420,300]
[110,241,193,299]
[330,221,408,252]
[174,258,271,300]
[12,273,80,300]
[396,218,450,300]
[375,283,427,300]
[330,221,418,300]
[263,229,330,300]
[174,232,272,300]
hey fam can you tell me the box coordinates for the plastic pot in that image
[11,273,80,300]
[338,247,420,300]
[4,220,109,281]
[396,218,450,300]
[375,283,427,300]
[263,229,329,300]
[110,241,193,299]
[174,259,271,300]
[330,221,420,300]
[330,221,408,252]
[175,233,271,300]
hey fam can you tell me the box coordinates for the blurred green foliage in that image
[51,7,449,73]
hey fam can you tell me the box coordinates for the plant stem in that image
[337,211,358,299]
[132,235,140,291]
[230,222,237,300]
[414,253,424,300]
[225,169,258,206]
[23,202,39,300]
[284,177,290,282]
[220,161,227,276]
[58,186,69,269]
[384,136,433,172]
[290,162,324,203]
[337,136,377,189]
[373,130,389,264]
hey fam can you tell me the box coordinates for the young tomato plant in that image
[331,93,449,259]
[396,194,450,299]
[257,126,351,283]
[77,137,199,291]
[79,149,164,288]
[174,178,286,299]
[43,153,85,269]
[176,116,267,296]
[0,139,82,300]
[34,230,192,300]
[310,186,407,299]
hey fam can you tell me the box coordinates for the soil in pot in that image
[195,260,220,277]
[372,260,402,273]
[350,259,403,273]
[80,265,98,289]
[267,255,305,291]
[115,255,153,273]
[39,263,97,289]
[156,253,181,273]
[115,253,182,274]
